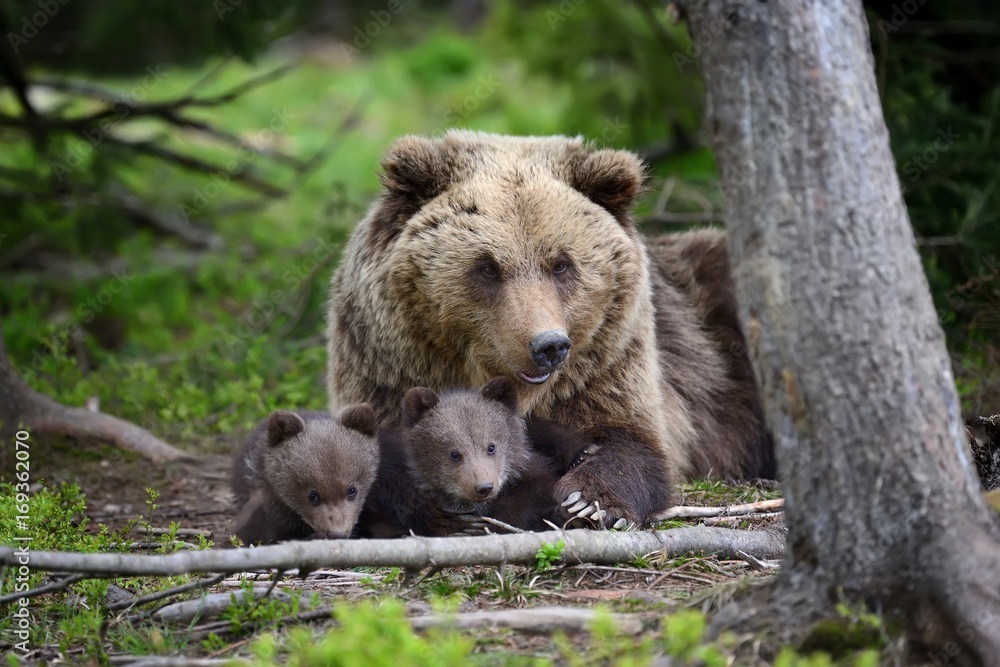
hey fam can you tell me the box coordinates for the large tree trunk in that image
[682,0,1000,661]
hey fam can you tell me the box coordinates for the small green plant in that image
[221,579,306,635]
[534,540,565,572]
[247,599,475,666]
[661,610,727,666]
[773,647,881,667]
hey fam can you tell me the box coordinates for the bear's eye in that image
[308,490,320,505]
[347,486,357,500]
[480,262,500,280]
[487,443,496,455]
[552,261,568,275]
[450,451,462,462]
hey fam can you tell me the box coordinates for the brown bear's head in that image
[373,131,648,408]
[400,376,529,511]
[261,405,379,539]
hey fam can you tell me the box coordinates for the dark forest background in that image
[1,0,998,448]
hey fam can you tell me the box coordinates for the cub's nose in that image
[529,330,571,371]
[475,482,494,498]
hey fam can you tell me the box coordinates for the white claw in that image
[562,491,583,506]
[613,518,628,530]
[568,500,588,514]
[576,505,595,519]
[592,510,607,521]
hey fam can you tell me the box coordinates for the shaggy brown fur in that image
[356,377,566,536]
[327,131,773,526]
[230,406,379,545]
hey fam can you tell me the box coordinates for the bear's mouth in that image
[517,370,552,385]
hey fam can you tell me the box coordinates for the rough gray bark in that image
[0,313,191,463]
[682,0,1000,661]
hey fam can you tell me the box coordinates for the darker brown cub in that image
[230,406,379,545]
[356,377,571,537]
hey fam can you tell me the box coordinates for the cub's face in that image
[378,133,647,407]
[262,406,378,539]
[402,377,528,509]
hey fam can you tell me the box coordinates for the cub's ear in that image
[266,411,306,447]
[571,149,645,224]
[338,404,377,437]
[402,387,440,429]
[481,376,519,413]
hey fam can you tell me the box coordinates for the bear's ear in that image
[379,136,450,207]
[338,403,377,437]
[402,387,440,428]
[266,411,306,447]
[571,149,645,224]
[481,376,519,413]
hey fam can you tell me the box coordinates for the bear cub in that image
[230,405,379,545]
[356,377,578,537]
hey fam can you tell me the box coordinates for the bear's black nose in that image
[475,482,494,497]
[529,330,571,371]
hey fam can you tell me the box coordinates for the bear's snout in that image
[529,330,571,371]
[475,481,494,498]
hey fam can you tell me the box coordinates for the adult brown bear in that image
[327,131,774,527]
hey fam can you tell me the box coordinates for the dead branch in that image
[153,588,291,625]
[110,659,242,667]
[107,573,225,612]
[0,312,192,463]
[0,573,90,604]
[408,606,646,635]
[655,498,784,520]
[0,527,785,577]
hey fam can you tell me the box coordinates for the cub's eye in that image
[450,451,462,462]
[347,486,357,499]
[308,491,320,505]
[487,443,496,455]
[552,261,569,275]
[480,262,500,279]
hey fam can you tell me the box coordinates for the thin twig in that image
[0,573,89,604]
[735,549,781,571]
[476,516,527,534]
[655,498,784,520]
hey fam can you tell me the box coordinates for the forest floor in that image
[8,437,792,665]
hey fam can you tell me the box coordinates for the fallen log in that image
[0,527,785,577]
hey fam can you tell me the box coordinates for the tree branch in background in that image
[0,311,192,463]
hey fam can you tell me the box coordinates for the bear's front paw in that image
[554,463,641,530]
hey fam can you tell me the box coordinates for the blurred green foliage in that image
[0,0,997,455]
